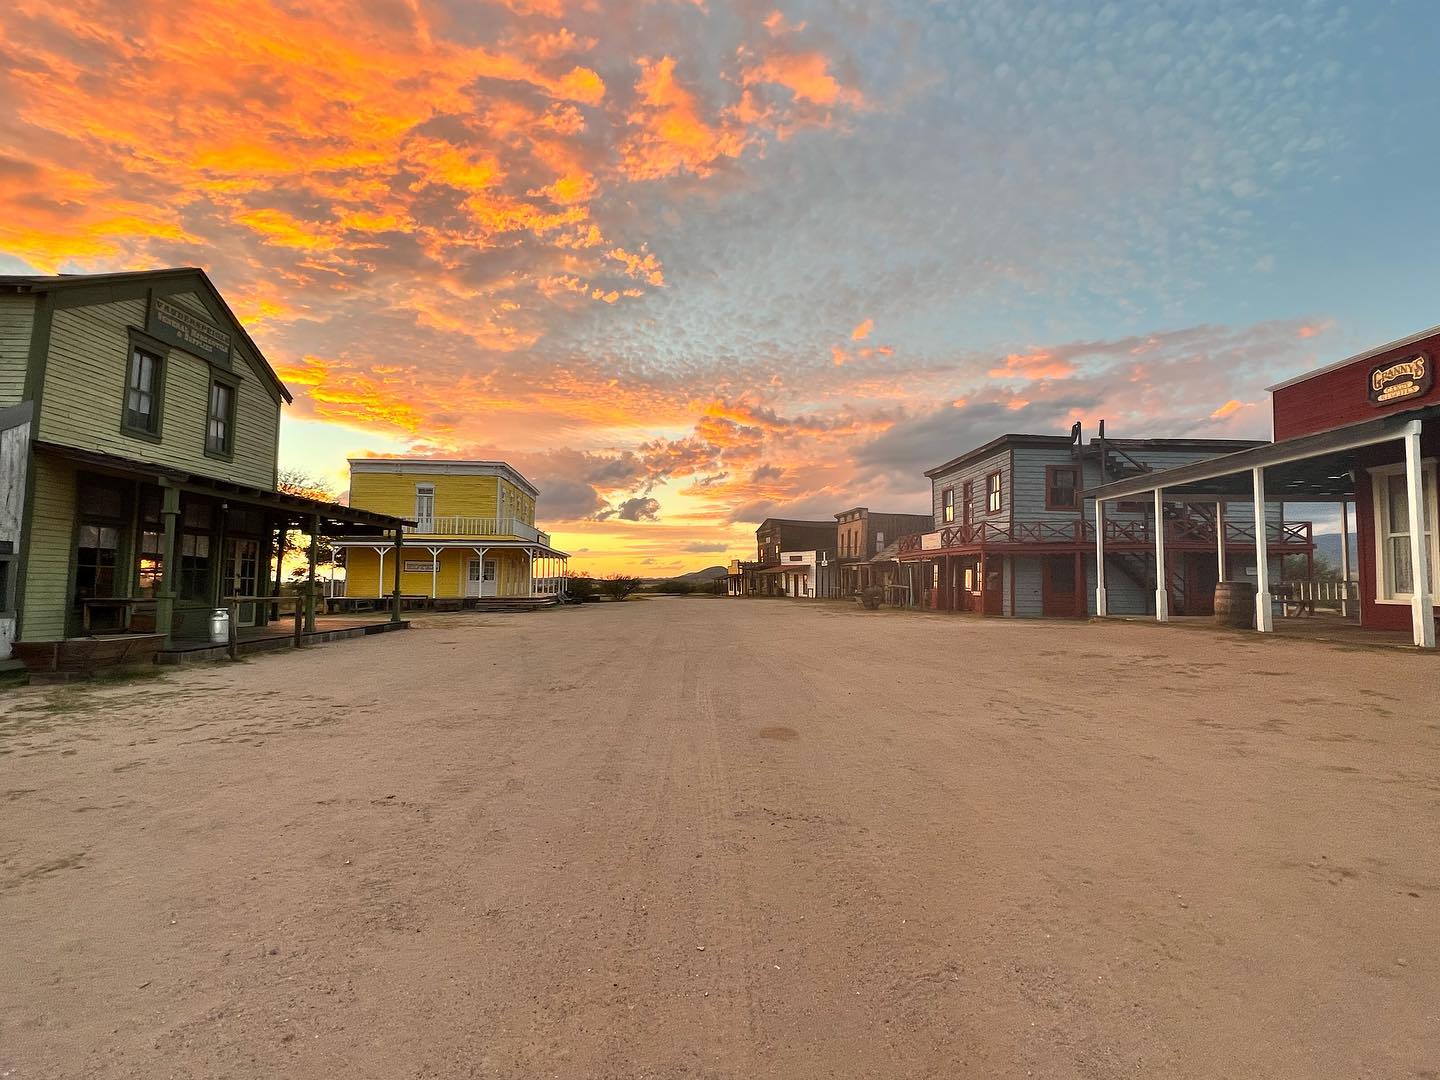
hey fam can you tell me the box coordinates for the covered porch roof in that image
[35,441,411,535]
[330,537,570,558]
[1081,405,1440,503]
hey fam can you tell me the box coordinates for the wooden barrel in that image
[1214,580,1257,627]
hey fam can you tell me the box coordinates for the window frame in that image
[120,335,167,441]
[941,486,955,524]
[1370,460,1438,605]
[1045,464,1081,511]
[415,482,436,527]
[203,368,240,461]
[985,470,1003,515]
[962,481,973,527]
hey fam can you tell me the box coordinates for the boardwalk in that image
[1,599,1436,1079]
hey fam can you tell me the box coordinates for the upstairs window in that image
[124,348,163,436]
[1046,465,1080,510]
[986,471,1003,514]
[962,481,973,526]
[942,487,955,523]
[415,484,435,527]
[205,377,236,457]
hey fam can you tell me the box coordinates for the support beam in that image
[1252,467,1273,633]
[156,482,180,646]
[305,514,319,632]
[1094,499,1108,617]
[1403,424,1435,648]
[1216,501,1226,579]
[390,526,403,624]
[1339,499,1351,618]
[427,546,442,599]
[1153,489,1169,622]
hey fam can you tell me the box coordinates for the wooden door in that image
[227,538,260,625]
[1042,555,1078,617]
[1185,553,1220,615]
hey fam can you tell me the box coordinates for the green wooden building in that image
[0,268,405,671]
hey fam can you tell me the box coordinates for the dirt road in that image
[1,599,1436,1078]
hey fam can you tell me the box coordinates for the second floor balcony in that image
[897,517,1313,556]
[406,515,548,545]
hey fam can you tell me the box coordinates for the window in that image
[1046,465,1080,510]
[1372,462,1437,602]
[135,490,164,598]
[205,378,235,456]
[986,471,1003,514]
[179,500,214,601]
[124,348,162,435]
[0,547,12,612]
[942,487,955,523]
[962,481,973,526]
[75,525,121,602]
[415,483,435,527]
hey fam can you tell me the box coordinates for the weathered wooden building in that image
[0,269,405,671]
[334,458,568,605]
[834,506,932,595]
[740,518,837,596]
[896,429,1314,617]
[1091,327,1440,646]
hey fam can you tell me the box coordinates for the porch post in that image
[156,482,180,646]
[1339,499,1351,617]
[390,525,403,624]
[1153,489,1169,621]
[526,547,534,597]
[1252,467,1273,632]
[1216,501,1226,579]
[427,546,442,599]
[305,514,319,632]
[374,547,387,600]
[1403,423,1435,648]
[1094,498,1108,617]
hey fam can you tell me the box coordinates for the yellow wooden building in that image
[335,459,569,603]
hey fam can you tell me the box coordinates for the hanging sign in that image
[403,560,437,573]
[147,295,232,365]
[1369,353,1431,406]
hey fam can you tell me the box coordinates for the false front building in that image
[334,459,569,606]
[0,268,406,671]
[896,428,1314,618]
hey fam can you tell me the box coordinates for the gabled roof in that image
[0,267,292,404]
[923,433,1266,479]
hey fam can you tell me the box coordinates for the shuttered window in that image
[124,348,162,435]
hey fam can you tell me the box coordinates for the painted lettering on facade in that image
[147,296,232,365]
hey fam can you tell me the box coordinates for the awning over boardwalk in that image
[35,441,410,534]
[1081,406,1440,502]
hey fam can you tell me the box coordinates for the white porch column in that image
[374,546,388,600]
[427,546,442,598]
[1403,423,1435,648]
[526,548,534,597]
[1153,488,1169,622]
[1252,467,1273,632]
[1216,501,1227,579]
[1094,498,1108,616]
[1339,500,1351,618]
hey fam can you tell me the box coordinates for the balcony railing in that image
[406,516,549,544]
[897,518,1313,554]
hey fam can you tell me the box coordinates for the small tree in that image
[567,574,597,601]
[274,468,338,588]
[600,574,643,601]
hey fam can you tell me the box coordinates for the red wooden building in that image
[1089,326,1439,647]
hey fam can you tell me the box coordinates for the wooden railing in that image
[406,516,548,543]
[896,517,1315,555]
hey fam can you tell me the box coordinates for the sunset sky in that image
[3,0,1438,575]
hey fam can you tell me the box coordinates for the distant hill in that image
[670,565,727,584]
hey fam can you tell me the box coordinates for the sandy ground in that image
[1,598,1437,1080]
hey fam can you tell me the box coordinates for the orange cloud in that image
[743,50,861,108]
[851,317,874,341]
[620,56,748,180]
[1210,399,1246,419]
[987,350,1077,381]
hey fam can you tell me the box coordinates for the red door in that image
[1184,553,1221,615]
[1042,555,1078,617]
